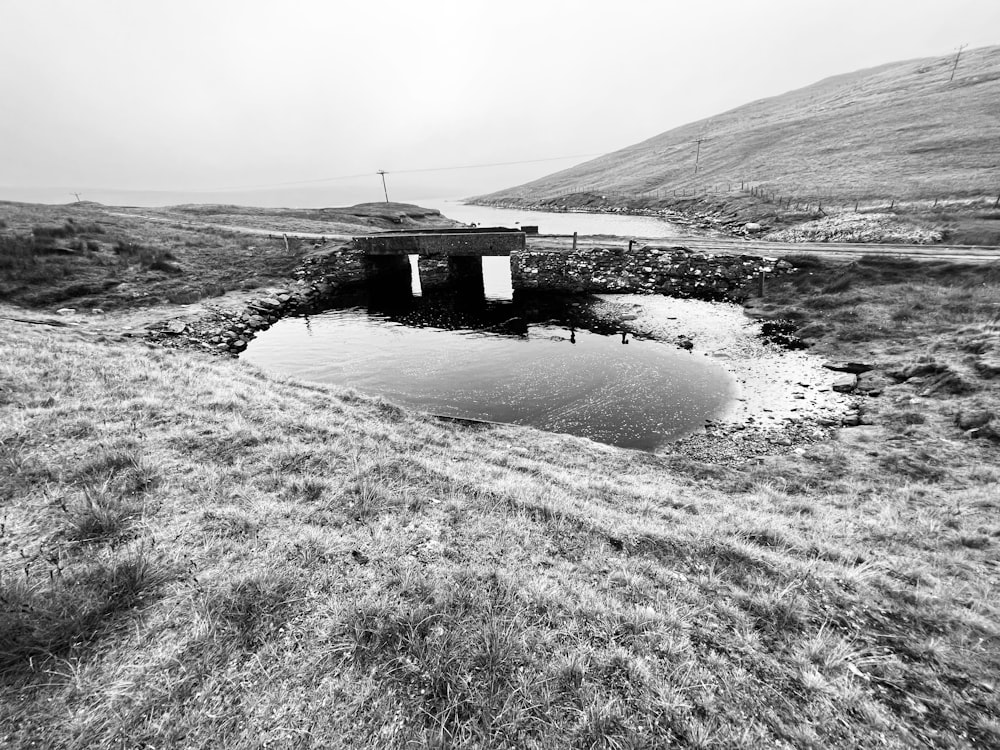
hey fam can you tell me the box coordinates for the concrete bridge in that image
[353,228,525,290]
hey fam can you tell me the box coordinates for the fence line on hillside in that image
[504,184,1000,215]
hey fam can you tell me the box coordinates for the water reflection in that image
[249,275,737,450]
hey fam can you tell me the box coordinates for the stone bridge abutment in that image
[296,230,792,302]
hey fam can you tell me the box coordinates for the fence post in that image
[994,194,1000,209]
[758,270,766,297]
[890,199,895,210]
[572,232,578,251]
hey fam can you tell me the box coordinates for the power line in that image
[198,153,601,192]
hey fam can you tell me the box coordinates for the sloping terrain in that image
[2,246,1000,746]
[478,46,1000,206]
[0,201,457,309]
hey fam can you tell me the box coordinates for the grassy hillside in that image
[478,45,1000,210]
[3,252,1000,746]
[0,201,456,309]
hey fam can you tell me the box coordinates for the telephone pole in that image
[693,138,705,174]
[377,170,389,203]
[71,192,81,202]
[949,44,968,82]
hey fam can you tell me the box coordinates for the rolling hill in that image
[476,45,1000,209]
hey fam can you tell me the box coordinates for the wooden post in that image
[994,194,1000,209]
[854,201,859,212]
[758,270,766,297]
[572,232,578,251]
[628,239,634,252]
[890,199,895,210]
[283,233,290,253]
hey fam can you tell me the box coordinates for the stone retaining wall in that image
[512,245,792,300]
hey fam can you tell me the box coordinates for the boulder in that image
[832,374,858,393]
[969,424,1000,442]
[823,361,875,374]
[955,409,994,431]
[166,320,188,334]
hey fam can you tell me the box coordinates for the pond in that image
[243,269,737,451]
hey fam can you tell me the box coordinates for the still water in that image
[243,281,736,451]
[419,198,685,238]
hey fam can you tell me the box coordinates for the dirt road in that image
[107,211,1000,263]
[531,234,1000,263]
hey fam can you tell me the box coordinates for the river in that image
[417,198,685,238]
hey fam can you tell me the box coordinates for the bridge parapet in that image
[353,228,525,256]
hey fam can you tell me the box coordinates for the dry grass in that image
[0,200,457,310]
[2,253,999,747]
[479,46,1000,242]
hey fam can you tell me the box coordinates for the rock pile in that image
[146,289,308,355]
[145,242,368,356]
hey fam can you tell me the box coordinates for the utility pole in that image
[377,170,389,203]
[949,44,968,82]
[693,138,705,174]
[71,192,81,202]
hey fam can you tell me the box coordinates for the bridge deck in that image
[353,230,525,256]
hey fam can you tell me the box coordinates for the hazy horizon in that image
[2,1,998,208]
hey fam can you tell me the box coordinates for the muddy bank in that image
[593,295,857,463]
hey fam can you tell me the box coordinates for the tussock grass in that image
[1,287,999,746]
[0,199,459,309]
[0,547,169,675]
[62,481,144,544]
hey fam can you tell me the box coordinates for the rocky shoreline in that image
[469,198,734,235]
[591,295,864,464]
[143,242,354,355]
[469,198,952,245]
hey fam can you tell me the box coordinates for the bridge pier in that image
[364,254,412,295]
[416,255,485,293]
[445,256,484,295]
[417,254,451,290]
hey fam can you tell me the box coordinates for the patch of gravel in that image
[593,294,855,463]
[763,212,943,244]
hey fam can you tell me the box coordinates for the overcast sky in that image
[2,0,998,205]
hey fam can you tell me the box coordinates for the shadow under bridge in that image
[353,228,525,295]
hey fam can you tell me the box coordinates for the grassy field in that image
[2,209,1000,745]
[0,201,455,310]
[476,45,1000,244]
